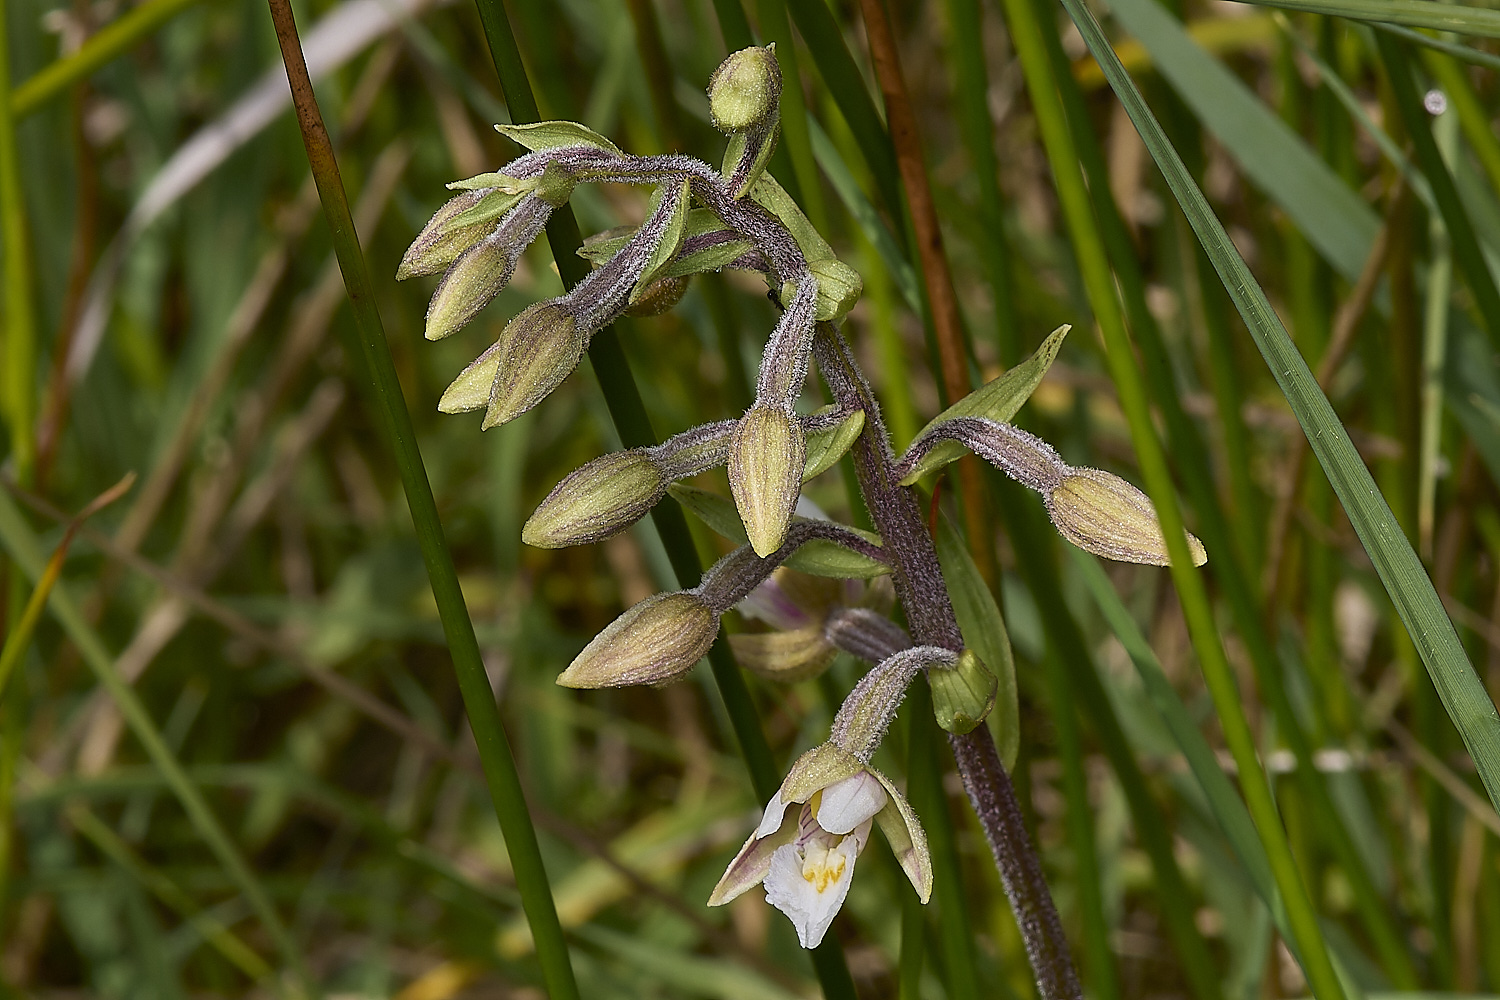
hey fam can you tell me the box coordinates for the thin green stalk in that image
[1241,0,1500,38]
[0,0,35,484]
[1417,109,1455,559]
[1071,0,1500,819]
[753,0,827,229]
[1002,0,1348,996]
[940,0,1020,363]
[1376,33,1500,353]
[11,0,204,117]
[0,488,308,992]
[69,802,275,982]
[1419,48,1500,205]
[262,4,576,998]
[784,0,906,245]
[1033,2,1417,982]
[466,4,854,995]
[1039,649,1121,1000]
[898,888,925,1000]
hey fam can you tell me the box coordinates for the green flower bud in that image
[928,648,998,734]
[807,258,863,322]
[1046,468,1208,567]
[557,592,719,688]
[729,626,837,682]
[423,234,516,341]
[437,341,503,414]
[483,302,585,429]
[708,45,782,134]
[523,450,666,548]
[397,189,497,280]
[624,275,690,317]
[729,406,806,557]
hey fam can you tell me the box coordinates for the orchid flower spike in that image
[709,742,930,948]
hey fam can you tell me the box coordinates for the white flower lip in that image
[763,806,874,949]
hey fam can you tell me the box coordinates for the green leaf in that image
[444,187,529,231]
[631,177,692,304]
[801,408,866,482]
[1107,0,1378,282]
[750,174,836,263]
[1064,0,1500,814]
[933,513,1020,769]
[900,324,1070,485]
[668,484,888,579]
[495,120,623,155]
[1237,0,1500,38]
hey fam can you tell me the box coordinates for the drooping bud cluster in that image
[408,48,1205,964]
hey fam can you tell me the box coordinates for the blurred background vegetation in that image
[2,0,1500,997]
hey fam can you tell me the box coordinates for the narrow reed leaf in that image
[1009,0,1347,993]
[1060,0,1500,815]
[265,5,579,997]
[11,0,205,117]
[1108,0,1377,281]
[0,487,308,985]
[1236,0,1500,38]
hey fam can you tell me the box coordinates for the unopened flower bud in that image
[709,45,782,134]
[397,189,500,280]
[729,406,806,557]
[557,592,719,688]
[624,275,690,317]
[807,258,863,322]
[523,450,667,548]
[729,626,837,682]
[423,233,519,341]
[484,302,585,429]
[1046,468,1208,567]
[928,648,997,734]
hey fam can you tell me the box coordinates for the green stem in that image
[11,0,204,118]
[0,0,35,484]
[263,3,577,998]
[1039,647,1121,1000]
[1002,0,1348,996]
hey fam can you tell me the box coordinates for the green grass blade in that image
[0,488,307,990]
[1107,0,1377,282]
[1376,32,1500,351]
[11,0,204,117]
[1005,0,1348,993]
[785,0,906,236]
[263,4,577,997]
[1062,0,1500,818]
[0,0,36,483]
[1036,5,1418,982]
[1236,0,1500,38]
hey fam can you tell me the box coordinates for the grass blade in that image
[0,0,36,483]
[11,0,205,118]
[1107,0,1378,281]
[1002,0,1348,993]
[1062,0,1500,818]
[263,3,578,997]
[1236,0,1500,39]
[0,487,308,989]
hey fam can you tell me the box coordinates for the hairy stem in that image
[813,327,1083,1000]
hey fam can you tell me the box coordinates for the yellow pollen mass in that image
[800,840,848,893]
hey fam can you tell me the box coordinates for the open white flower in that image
[709,742,931,948]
